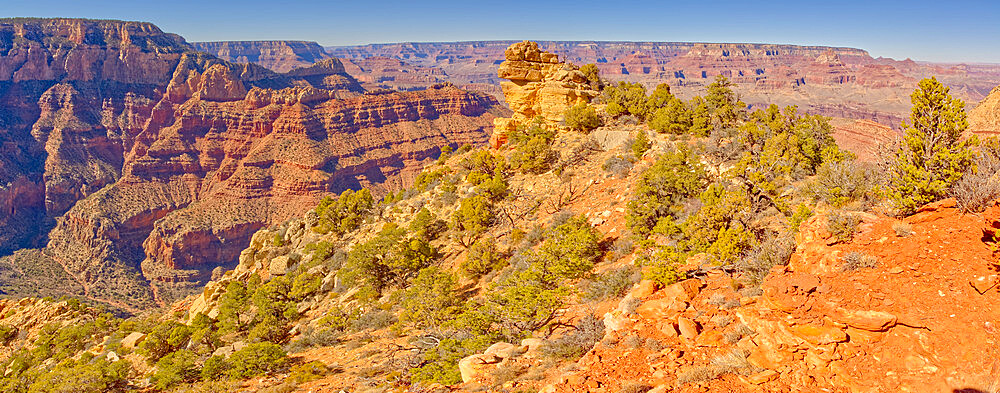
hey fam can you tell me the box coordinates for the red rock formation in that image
[804,51,854,85]
[0,19,504,311]
[191,41,333,73]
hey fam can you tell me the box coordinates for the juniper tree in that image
[888,77,976,215]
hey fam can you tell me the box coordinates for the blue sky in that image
[4,0,1000,63]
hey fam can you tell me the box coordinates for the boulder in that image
[661,279,703,302]
[603,311,627,332]
[677,316,700,340]
[121,332,147,349]
[833,309,897,332]
[269,256,294,276]
[484,342,526,359]
[632,279,659,299]
[789,324,848,346]
[458,353,498,383]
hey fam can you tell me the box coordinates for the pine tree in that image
[888,77,976,215]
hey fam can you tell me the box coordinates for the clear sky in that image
[4,0,1000,63]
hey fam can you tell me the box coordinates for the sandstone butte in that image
[491,40,600,146]
[0,18,505,311]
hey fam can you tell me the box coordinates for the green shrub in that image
[26,357,129,393]
[704,75,747,129]
[217,280,252,334]
[303,241,336,264]
[0,324,16,344]
[342,223,436,297]
[631,131,651,159]
[410,337,488,385]
[649,97,692,134]
[579,64,604,90]
[399,267,463,331]
[642,247,686,286]
[152,349,200,389]
[480,267,570,341]
[409,207,448,241]
[413,167,451,192]
[290,272,323,300]
[682,183,755,265]
[201,355,229,381]
[602,82,649,119]
[564,103,602,132]
[227,342,287,379]
[510,136,559,174]
[288,361,328,384]
[313,189,374,235]
[626,146,707,237]
[138,320,192,364]
[452,195,495,245]
[536,215,602,280]
[788,203,814,233]
[506,118,555,146]
[539,314,604,360]
[461,237,506,278]
[826,211,860,243]
[645,83,675,114]
[888,77,976,215]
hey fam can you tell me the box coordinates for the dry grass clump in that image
[892,221,915,237]
[841,251,879,271]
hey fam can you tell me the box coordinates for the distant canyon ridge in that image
[194,40,1000,131]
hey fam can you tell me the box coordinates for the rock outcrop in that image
[491,41,599,137]
[543,199,1000,393]
[0,18,504,311]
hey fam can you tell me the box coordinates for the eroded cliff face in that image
[970,85,1000,136]
[191,41,333,73]
[0,18,190,254]
[0,18,503,311]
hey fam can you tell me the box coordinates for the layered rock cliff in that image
[191,41,333,73]
[0,18,503,311]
